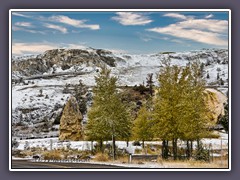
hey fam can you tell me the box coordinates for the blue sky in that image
[11,11,229,55]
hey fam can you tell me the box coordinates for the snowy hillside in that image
[12,48,228,87]
[12,54,37,61]
[11,48,229,139]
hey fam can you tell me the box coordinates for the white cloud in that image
[12,12,31,18]
[140,36,152,42]
[170,39,184,44]
[71,30,82,33]
[12,42,58,55]
[62,43,88,49]
[137,32,170,42]
[12,26,20,31]
[12,42,88,55]
[178,19,228,33]
[12,41,127,56]
[50,15,100,30]
[112,12,153,25]
[106,48,127,54]
[44,23,68,34]
[147,16,228,46]
[205,14,214,19]
[148,25,227,46]
[12,26,45,34]
[162,37,170,41]
[163,13,188,20]
[15,22,33,28]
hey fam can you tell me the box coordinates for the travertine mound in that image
[204,88,227,122]
[59,96,83,141]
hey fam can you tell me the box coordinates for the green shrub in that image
[133,84,148,94]
[194,142,210,162]
[218,102,229,133]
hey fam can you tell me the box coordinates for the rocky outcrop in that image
[12,48,120,78]
[59,96,83,141]
[204,88,227,122]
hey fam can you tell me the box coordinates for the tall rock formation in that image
[59,96,83,141]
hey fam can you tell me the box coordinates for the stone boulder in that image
[59,96,83,141]
[204,88,227,122]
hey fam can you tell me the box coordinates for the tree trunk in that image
[172,139,178,160]
[197,139,200,150]
[99,140,103,153]
[166,140,169,159]
[91,141,94,155]
[142,140,145,149]
[162,140,165,159]
[162,140,169,159]
[186,140,190,159]
[190,140,193,157]
[113,135,116,160]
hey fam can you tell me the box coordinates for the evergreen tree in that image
[86,66,132,159]
[132,105,154,149]
[200,62,204,77]
[146,73,154,96]
[206,72,210,79]
[179,62,212,157]
[12,138,19,149]
[153,59,182,160]
[153,59,211,160]
[218,102,229,133]
[219,78,224,86]
[63,83,70,94]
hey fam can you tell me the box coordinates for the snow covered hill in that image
[11,48,229,139]
[12,48,228,86]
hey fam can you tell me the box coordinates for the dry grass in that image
[160,156,228,168]
[94,153,109,162]
[115,155,129,164]
[13,146,228,169]
[12,150,34,158]
[43,150,63,160]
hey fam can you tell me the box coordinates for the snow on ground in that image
[205,63,228,84]
[17,138,97,151]
[12,84,70,110]
[197,132,228,150]
[61,161,165,168]
[15,138,141,152]
[12,54,37,61]
[15,132,228,152]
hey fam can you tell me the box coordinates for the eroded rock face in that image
[59,96,83,141]
[12,48,118,78]
[204,88,227,122]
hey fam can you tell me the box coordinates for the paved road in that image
[12,160,129,169]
